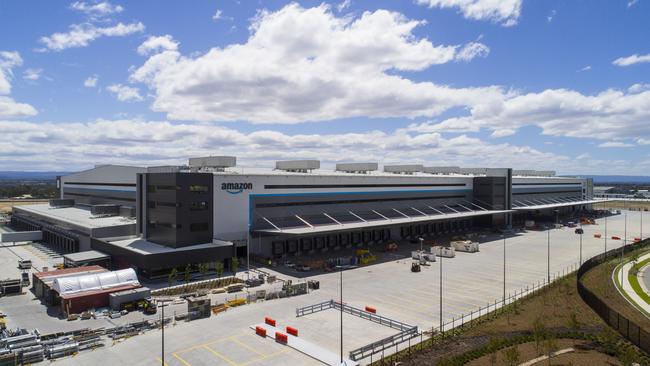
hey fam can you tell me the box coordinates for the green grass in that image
[613,253,650,318]
[629,257,650,307]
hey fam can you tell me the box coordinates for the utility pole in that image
[579,228,583,265]
[159,299,171,366]
[419,236,423,253]
[605,211,608,254]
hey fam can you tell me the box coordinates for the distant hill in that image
[0,171,68,181]
[571,175,650,184]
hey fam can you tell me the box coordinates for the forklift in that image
[411,261,421,272]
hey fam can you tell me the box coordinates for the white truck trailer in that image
[451,240,479,253]
[431,246,455,258]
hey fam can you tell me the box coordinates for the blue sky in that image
[1,0,649,173]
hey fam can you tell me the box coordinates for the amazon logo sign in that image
[221,182,253,194]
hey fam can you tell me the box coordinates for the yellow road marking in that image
[175,332,247,354]
[240,349,289,366]
[155,357,169,366]
[228,336,266,357]
[203,345,238,366]
[172,352,192,366]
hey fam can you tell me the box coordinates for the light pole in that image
[338,264,343,364]
[579,227,583,265]
[439,249,443,335]
[158,299,172,366]
[547,225,551,283]
[246,226,250,281]
[605,209,608,254]
[419,236,423,253]
[621,212,627,286]
[503,231,506,303]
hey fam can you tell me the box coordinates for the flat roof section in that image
[14,204,135,229]
[255,209,512,235]
[63,250,110,263]
[104,237,233,255]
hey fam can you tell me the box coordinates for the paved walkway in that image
[615,250,650,317]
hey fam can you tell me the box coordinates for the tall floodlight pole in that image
[547,227,551,283]
[162,301,165,366]
[439,250,443,335]
[641,209,644,240]
[579,228,583,265]
[622,212,627,285]
[503,232,506,303]
[246,225,251,281]
[340,265,343,364]
[605,210,608,254]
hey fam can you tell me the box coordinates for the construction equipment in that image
[356,249,376,265]
[384,242,398,252]
[411,262,421,272]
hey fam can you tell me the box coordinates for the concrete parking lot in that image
[2,210,645,365]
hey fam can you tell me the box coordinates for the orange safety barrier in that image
[612,236,621,240]
[286,326,298,337]
[275,332,288,343]
[265,317,276,326]
[365,306,377,313]
[255,326,267,337]
[594,234,602,238]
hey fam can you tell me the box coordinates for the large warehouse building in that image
[9,157,598,277]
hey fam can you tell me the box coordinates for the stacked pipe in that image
[47,342,79,359]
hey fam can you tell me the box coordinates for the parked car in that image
[296,264,311,272]
[284,261,296,268]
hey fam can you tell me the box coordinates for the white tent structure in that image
[53,268,139,295]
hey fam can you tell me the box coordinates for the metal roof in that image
[14,204,135,229]
[512,198,610,211]
[254,209,512,236]
[63,250,110,263]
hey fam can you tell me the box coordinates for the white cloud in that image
[70,1,124,17]
[490,128,516,138]
[426,87,650,142]
[416,0,522,26]
[130,4,500,124]
[337,0,351,12]
[212,9,223,21]
[546,9,556,23]
[456,42,490,61]
[0,51,22,94]
[0,118,580,172]
[0,51,37,118]
[613,53,650,67]
[39,22,145,51]
[137,35,178,56]
[106,84,143,102]
[579,65,591,72]
[22,68,43,81]
[84,75,98,87]
[598,141,634,148]
[629,83,650,93]
[628,0,639,7]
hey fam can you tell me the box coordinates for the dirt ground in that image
[466,339,621,366]
[0,200,48,214]
[594,201,650,211]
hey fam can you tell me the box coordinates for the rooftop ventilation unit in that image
[91,204,120,217]
[335,163,378,174]
[275,160,320,173]
[383,164,423,174]
[188,156,236,172]
[513,170,556,177]
[147,165,183,173]
[459,167,488,175]
[49,199,75,208]
[423,166,461,175]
